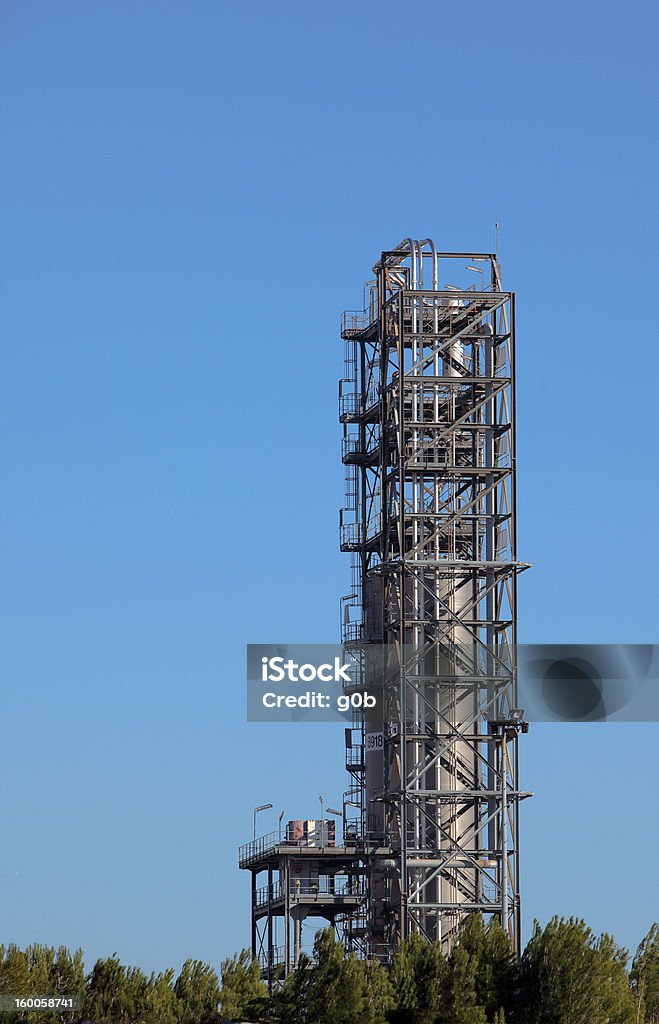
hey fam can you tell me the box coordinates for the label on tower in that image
[365,731,384,751]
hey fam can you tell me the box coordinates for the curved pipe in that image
[405,237,418,289]
[418,238,438,290]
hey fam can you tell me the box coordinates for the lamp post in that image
[253,803,273,841]
[278,810,285,843]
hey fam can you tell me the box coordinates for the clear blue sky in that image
[1,0,657,973]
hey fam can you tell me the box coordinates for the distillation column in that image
[339,240,527,960]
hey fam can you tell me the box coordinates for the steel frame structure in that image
[339,240,529,958]
[239,829,367,986]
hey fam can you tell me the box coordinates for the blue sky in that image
[1,0,657,972]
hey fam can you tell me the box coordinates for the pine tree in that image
[174,960,221,1024]
[270,954,312,1024]
[516,916,635,1024]
[84,955,130,1023]
[304,929,369,1024]
[145,969,179,1024]
[450,915,513,1021]
[219,950,267,1023]
[389,937,420,1021]
[389,934,447,1024]
[442,943,487,1024]
[0,945,31,998]
[363,959,393,1024]
[20,946,86,1024]
[631,924,659,1024]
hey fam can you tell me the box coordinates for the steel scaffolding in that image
[339,240,530,959]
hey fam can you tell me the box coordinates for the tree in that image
[363,959,393,1024]
[631,924,659,1024]
[442,943,487,1024]
[48,946,86,1007]
[20,945,86,1024]
[516,917,635,1024]
[219,950,267,1023]
[273,928,388,1024]
[145,969,179,1024]
[389,933,447,1024]
[303,929,369,1024]
[270,954,312,1024]
[0,945,31,997]
[84,956,130,1023]
[174,959,221,1024]
[448,915,513,1022]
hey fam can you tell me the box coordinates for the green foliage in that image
[0,915,651,1024]
[631,924,659,1024]
[174,959,221,1024]
[389,933,447,1023]
[84,956,131,1023]
[269,928,391,1024]
[145,970,179,1024]
[446,915,513,1022]
[363,959,394,1024]
[0,945,85,1024]
[270,954,312,1024]
[443,943,487,1024]
[0,944,31,998]
[219,950,268,1023]
[304,929,369,1024]
[516,916,635,1024]
[387,918,510,1024]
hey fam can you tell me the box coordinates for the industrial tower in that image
[240,239,528,982]
[339,240,528,958]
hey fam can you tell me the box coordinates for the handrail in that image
[255,878,364,907]
[341,308,374,335]
[239,827,392,866]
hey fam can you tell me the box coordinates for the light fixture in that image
[253,802,273,840]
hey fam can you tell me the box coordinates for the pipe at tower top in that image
[404,237,418,288]
[374,238,439,291]
[418,238,439,290]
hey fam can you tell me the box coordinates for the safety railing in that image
[340,522,361,550]
[240,826,341,867]
[339,385,380,421]
[289,877,363,898]
[346,745,365,770]
[255,880,283,907]
[238,831,280,866]
[365,514,381,539]
[341,309,372,337]
[257,945,286,972]
[255,878,364,909]
[239,823,390,872]
[342,621,364,644]
[342,436,379,461]
[339,392,361,420]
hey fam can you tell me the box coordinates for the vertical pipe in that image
[398,281,408,945]
[405,238,418,289]
[284,859,290,976]
[501,734,509,929]
[251,871,257,962]
[294,916,301,968]
[267,864,273,990]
